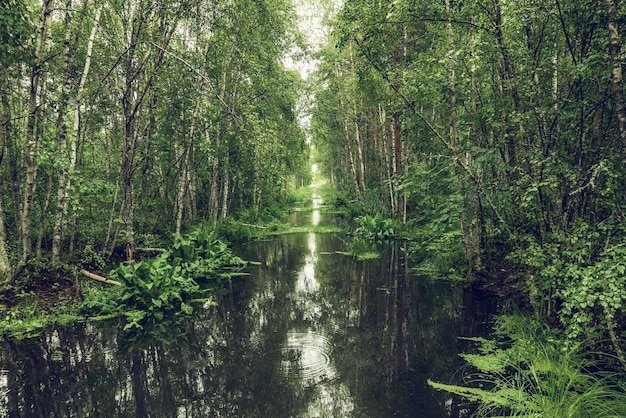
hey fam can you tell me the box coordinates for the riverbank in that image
[0,183,341,340]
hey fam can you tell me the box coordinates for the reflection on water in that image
[312,195,322,226]
[296,233,319,293]
[0,196,498,417]
[279,199,351,416]
[280,330,336,383]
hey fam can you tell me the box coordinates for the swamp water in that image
[0,202,498,417]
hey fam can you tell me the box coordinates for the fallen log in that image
[135,247,167,253]
[80,269,121,286]
[234,222,268,229]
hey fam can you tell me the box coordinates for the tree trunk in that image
[0,67,12,278]
[21,0,55,265]
[175,101,198,235]
[35,173,53,258]
[209,150,220,226]
[220,151,230,220]
[51,3,101,263]
[119,1,175,261]
[50,1,74,262]
[447,0,481,272]
[354,101,366,194]
[349,51,367,195]
[393,114,404,219]
[605,0,626,145]
[104,162,122,255]
[341,96,360,199]
[493,0,521,167]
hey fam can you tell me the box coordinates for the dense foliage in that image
[110,230,244,332]
[0,0,309,281]
[311,0,626,356]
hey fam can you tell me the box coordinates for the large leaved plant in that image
[108,230,245,331]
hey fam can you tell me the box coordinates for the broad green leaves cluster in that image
[353,214,396,244]
[109,231,245,331]
[113,254,199,330]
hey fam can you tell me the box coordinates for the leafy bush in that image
[108,230,245,331]
[400,160,467,279]
[511,223,626,353]
[110,254,198,330]
[76,244,107,271]
[354,214,396,243]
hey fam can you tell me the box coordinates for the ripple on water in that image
[279,330,336,384]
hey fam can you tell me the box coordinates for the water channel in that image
[0,198,498,417]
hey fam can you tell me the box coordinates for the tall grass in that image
[429,314,626,417]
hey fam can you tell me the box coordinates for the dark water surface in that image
[0,204,498,417]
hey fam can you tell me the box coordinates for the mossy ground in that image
[0,268,88,339]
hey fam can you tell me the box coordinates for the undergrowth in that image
[429,314,626,417]
[108,230,245,333]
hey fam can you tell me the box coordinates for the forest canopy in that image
[4,0,626,362]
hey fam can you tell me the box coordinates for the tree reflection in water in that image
[0,204,496,417]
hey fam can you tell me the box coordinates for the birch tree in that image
[51,3,102,263]
[20,0,55,267]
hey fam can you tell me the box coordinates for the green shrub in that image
[108,230,245,331]
[354,214,397,243]
[511,223,626,353]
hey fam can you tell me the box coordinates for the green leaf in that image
[181,302,193,315]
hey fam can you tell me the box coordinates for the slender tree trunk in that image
[349,51,366,195]
[354,102,366,194]
[21,0,55,265]
[52,3,101,262]
[186,161,196,223]
[253,161,261,214]
[209,151,220,226]
[51,1,74,262]
[121,135,136,262]
[104,182,120,253]
[120,2,175,261]
[35,173,53,258]
[447,0,481,272]
[469,16,484,271]
[493,0,521,166]
[605,0,626,145]
[380,110,395,213]
[393,114,404,219]
[340,96,360,199]
[175,146,190,235]
[68,213,77,258]
[175,100,198,235]
[220,151,230,220]
[0,67,12,278]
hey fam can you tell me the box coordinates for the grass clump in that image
[429,314,626,417]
